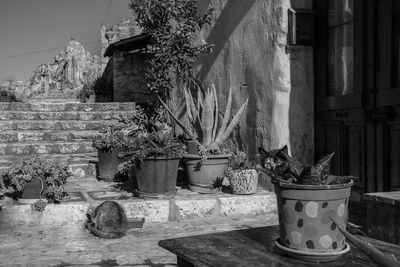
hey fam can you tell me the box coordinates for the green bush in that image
[129,0,214,100]
[0,157,71,204]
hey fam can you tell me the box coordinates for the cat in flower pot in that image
[258,145,356,262]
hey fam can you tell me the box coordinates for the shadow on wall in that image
[196,0,258,83]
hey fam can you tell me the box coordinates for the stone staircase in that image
[0,101,278,229]
[0,102,137,180]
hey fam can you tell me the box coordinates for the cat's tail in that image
[87,225,126,239]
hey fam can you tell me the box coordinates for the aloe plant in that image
[159,84,248,153]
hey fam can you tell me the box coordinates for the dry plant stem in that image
[329,217,400,267]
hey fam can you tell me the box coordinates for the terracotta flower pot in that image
[134,157,179,198]
[184,153,231,193]
[229,169,258,194]
[19,179,47,204]
[97,147,127,181]
[274,178,353,261]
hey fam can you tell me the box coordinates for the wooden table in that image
[158,225,400,267]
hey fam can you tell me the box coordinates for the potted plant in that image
[93,127,128,181]
[224,149,258,195]
[258,146,355,262]
[160,84,248,193]
[0,157,70,211]
[120,107,185,198]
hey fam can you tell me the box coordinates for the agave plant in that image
[159,84,248,153]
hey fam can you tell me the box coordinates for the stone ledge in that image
[0,190,277,228]
[364,191,400,206]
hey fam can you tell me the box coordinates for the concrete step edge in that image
[0,191,277,228]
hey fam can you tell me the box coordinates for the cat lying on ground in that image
[86,200,128,239]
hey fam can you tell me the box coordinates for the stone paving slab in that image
[0,213,278,266]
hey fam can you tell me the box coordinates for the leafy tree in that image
[129,0,214,100]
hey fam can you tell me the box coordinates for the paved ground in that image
[0,213,278,266]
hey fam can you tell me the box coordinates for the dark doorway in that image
[314,0,400,226]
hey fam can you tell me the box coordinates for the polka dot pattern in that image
[291,231,302,245]
[319,235,333,248]
[297,219,303,228]
[295,201,303,212]
[305,201,318,218]
[278,197,349,252]
[337,203,345,217]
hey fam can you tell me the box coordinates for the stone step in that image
[0,153,98,179]
[0,110,136,121]
[0,120,123,131]
[0,141,95,155]
[0,102,136,111]
[0,188,277,228]
[0,130,100,142]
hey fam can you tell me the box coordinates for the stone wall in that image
[113,51,153,104]
[191,0,314,162]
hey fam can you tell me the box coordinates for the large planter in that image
[274,178,353,262]
[134,157,179,198]
[229,169,258,194]
[184,153,231,193]
[97,147,126,181]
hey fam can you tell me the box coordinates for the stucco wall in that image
[193,0,314,163]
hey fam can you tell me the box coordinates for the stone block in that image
[0,141,95,155]
[0,202,90,227]
[218,192,277,217]
[121,199,170,222]
[170,198,218,220]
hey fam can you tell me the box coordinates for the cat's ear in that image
[258,147,269,157]
[281,145,288,154]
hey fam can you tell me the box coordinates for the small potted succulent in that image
[258,145,355,262]
[93,127,128,181]
[224,149,258,195]
[160,84,248,193]
[0,157,71,211]
[120,107,185,198]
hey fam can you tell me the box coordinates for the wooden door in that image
[314,0,367,225]
[373,0,400,192]
[315,0,400,226]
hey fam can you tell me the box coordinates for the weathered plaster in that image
[192,0,314,163]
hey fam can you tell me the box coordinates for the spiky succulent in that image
[160,84,248,154]
[258,145,347,185]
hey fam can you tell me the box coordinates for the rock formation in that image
[22,39,101,101]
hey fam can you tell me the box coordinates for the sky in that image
[0,0,132,81]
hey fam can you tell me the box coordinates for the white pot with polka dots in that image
[274,179,354,258]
